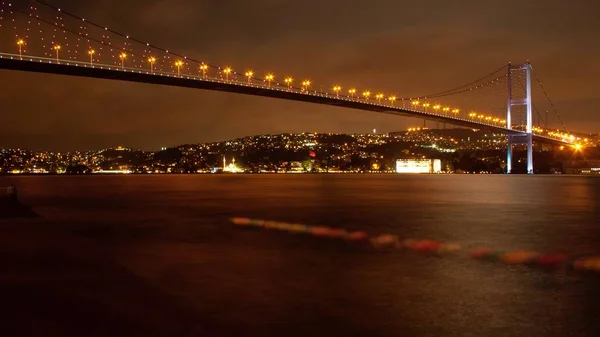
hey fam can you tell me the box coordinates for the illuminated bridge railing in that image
[0,52,576,145]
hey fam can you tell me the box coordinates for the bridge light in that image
[199,63,208,77]
[442,107,450,115]
[53,44,61,62]
[375,93,384,103]
[175,60,184,76]
[265,74,274,87]
[119,52,127,69]
[573,143,583,151]
[348,88,356,98]
[245,70,254,82]
[88,49,96,65]
[223,67,232,81]
[411,100,420,106]
[301,80,311,92]
[284,77,293,88]
[332,85,341,97]
[388,95,397,105]
[362,91,371,100]
[17,39,25,57]
[148,56,157,73]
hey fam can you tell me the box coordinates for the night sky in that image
[1,0,599,151]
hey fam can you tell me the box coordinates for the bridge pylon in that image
[506,62,534,174]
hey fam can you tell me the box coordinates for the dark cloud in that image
[1,0,599,151]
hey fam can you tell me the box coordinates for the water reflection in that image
[1,174,599,336]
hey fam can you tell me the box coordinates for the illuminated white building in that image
[395,159,442,173]
[222,156,241,173]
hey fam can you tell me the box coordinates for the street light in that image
[348,88,356,98]
[452,108,459,117]
[388,95,397,105]
[223,67,232,81]
[88,49,95,65]
[362,91,371,100]
[284,77,293,88]
[265,73,274,87]
[411,100,420,108]
[17,39,24,57]
[332,85,341,97]
[245,70,254,83]
[301,80,311,92]
[119,52,127,69]
[53,45,61,62]
[422,103,430,111]
[175,60,184,76]
[443,107,450,115]
[148,56,156,73]
[433,105,441,114]
[375,93,384,103]
[200,63,208,77]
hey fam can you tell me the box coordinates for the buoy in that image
[412,240,443,252]
[288,224,309,233]
[536,254,569,267]
[469,248,493,259]
[231,217,252,226]
[229,217,600,276]
[573,257,600,272]
[370,234,400,249]
[437,243,462,254]
[310,226,333,237]
[499,251,540,265]
[344,231,369,242]
[326,228,348,239]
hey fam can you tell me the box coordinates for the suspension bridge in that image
[0,1,589,174]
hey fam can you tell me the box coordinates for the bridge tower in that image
[506,62,534,174]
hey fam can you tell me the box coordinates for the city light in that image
[348,88,356,98]
[362,90,371,100]
[375,93,384,103]
[388,95,397,105]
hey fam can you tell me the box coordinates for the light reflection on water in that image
[1,174,599,336]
